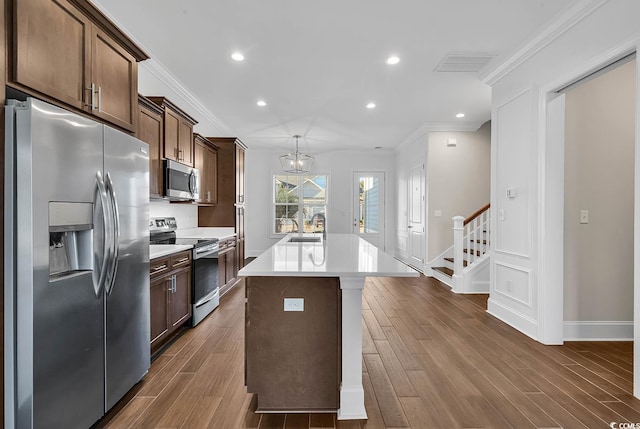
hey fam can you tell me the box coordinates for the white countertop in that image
[176,227,236,241]
[150,244,193,260]
[239,234,418,278]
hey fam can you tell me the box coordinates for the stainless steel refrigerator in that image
[4,97,150,428]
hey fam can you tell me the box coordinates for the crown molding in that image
[479,0,610,86]
[395,121,485,152]
[140,60,234,135]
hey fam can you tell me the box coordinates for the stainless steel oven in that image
[190,242,220,326]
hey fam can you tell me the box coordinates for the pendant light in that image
[280,134,314,173]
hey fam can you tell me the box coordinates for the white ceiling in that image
[95,0,574,152]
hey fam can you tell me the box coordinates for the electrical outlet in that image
[434,210,442,217]
[580,210,589,224]
[506,280,512,292]
[284,298,304,312]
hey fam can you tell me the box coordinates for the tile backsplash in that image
[150,200,198,229]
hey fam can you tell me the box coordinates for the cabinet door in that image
[169,268,192,330]
[14,0,91,110]
[163,109,180,162]
[178,118,194,166]
[205,146,218,204]
[138,102,164,198]
[91,26,137,131]
[226,246,237,285]
[236,145,245,204]
[218,252,228,287]
[194,139,206,203]
[150,275,170,348]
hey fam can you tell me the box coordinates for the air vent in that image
[434,52,498,73]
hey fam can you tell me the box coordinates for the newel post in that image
[452,216,465,292]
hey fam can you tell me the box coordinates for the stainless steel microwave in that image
[164,159,200,201]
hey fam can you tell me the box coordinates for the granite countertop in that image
[176,227,236,241]
[150,244,193,260]
[238,233,418,278]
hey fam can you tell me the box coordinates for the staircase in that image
[431,204,491,294]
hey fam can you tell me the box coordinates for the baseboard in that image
[564,321,633,341]
[487,298,538,341]
[464,280,489,294]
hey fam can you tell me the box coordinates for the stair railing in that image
[452,203,490,281]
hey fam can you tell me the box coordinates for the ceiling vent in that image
[434,52,498,73]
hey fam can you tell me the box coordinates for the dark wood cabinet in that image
[199,138,247,282]
[147,97,197,167]
[149,250,192,357]
[194,134,219,205]
[90,26,137,131]
[11,0,147,132]
[217,238,238,297]
[137,95,164,198]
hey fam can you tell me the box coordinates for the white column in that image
[452,216,465,293]
[337,275,367,420]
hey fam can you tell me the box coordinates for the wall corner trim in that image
[479,0,609,86]
[564,321,633,341]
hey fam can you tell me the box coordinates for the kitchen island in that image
[238,233,418,420]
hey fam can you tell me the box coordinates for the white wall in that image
[245,149,396,256]
[487,0,640,345]
[427,122,491,260]
[564,60,636,324]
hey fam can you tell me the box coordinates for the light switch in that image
[434,210,442,217]
[506,188,517,198]
[580,210,589,224]
[284,298,304,312]
[499,209,505,221]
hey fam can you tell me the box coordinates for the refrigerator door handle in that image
[95,171,111,298]
[105,172,121,296]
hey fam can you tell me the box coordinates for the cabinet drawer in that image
[150,256,170,277]
[171,251,191,269]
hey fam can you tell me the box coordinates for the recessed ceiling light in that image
[386,56,400,65]
[231,52,245,61]
[366,102,376,109]
[256,100,267,107]
[456,113,465,118]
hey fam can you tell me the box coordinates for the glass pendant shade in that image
[280,135,314,173]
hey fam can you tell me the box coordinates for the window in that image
[273,174,328,235]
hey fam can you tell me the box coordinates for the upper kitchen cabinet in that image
[194,133,219,205]
[199,137,247,270]
[10,0,148,132]
[137,95,164,198]
[148,97,198,167]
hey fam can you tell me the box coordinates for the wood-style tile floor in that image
[98,275,638,428]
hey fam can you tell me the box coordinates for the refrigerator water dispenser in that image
[49,201,94,279]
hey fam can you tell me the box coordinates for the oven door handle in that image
[195,249,219,259]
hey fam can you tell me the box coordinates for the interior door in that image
[353,172,385,249]
[407,163,425,269]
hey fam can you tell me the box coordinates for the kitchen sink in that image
[288,236,322,243]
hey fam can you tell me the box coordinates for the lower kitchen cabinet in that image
[218,238,239,297]
[150,251,192,357]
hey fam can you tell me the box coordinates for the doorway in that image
[542,52,638,394]
[353,172,385,249]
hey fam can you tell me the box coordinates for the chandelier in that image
[280,134,314,174]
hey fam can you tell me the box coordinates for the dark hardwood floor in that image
[99,275,638,428]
